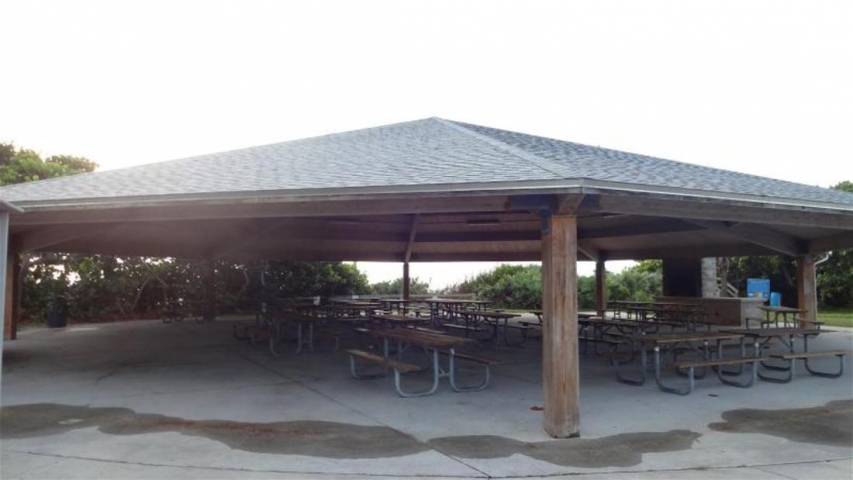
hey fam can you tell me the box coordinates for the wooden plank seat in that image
[346,349,437,397]
[579,335,623,355]
[483,319,531,346]
[438,350,500,392]
[758,350,851,383]
[441,323,487,333]
[405,325,447,335]
[664,356,762,395]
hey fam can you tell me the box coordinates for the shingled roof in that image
[2,117,851,209]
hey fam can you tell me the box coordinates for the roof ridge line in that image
[432,118,572,179]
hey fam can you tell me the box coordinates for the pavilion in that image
[1,117,851,437]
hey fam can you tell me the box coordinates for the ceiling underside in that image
[10,192,853,261]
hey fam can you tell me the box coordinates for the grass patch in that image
[818,309,853,328]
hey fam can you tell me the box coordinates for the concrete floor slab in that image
[2,319,851,479]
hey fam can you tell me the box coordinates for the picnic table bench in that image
[611,331,758,395]
[348,328,491,397]
[758,350,852,383]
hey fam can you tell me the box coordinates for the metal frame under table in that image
[357,328,481,397]
[613,332,753,394]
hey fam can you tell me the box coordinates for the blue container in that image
[770,292,782,307]
[747,278,771,300]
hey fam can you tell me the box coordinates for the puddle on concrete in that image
[0,403,428,459]
[0,403,700,467]
[428,431,701,468]
[708,399,853,448]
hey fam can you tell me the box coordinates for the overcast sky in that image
[2,1,851,288]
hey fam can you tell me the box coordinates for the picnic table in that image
[721,327,823,353]
[378,299,421,315]
[755,306,809,328]
[450,309,523,345]
[370,313,431,329]
[578,317,662,354]
[350,328,493,397]
[425,299,491,324]
[720,327,843,383]
[612,331,757,394]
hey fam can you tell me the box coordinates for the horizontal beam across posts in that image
[578,218,703,239]
[592,194,853,230]
[809,231,853,253]
[603,243,778,261]
[11,195,515,226]
[686,220,802,256]
[14,223,128,252]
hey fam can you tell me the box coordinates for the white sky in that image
[2,0,851,289]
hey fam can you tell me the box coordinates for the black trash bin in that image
[45,295,68,328]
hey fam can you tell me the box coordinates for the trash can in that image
[747,278,771,300]
[770,292,782,307]
[45,295,68,328]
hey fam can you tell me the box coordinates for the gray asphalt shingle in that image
[1,117,851,208]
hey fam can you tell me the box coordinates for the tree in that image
[0,143,98,185]
[369,277,430,296]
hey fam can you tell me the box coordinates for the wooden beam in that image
[593,194,853,230]
[12,195,514,226]
[576,242,599,261]
[603,243,776,261]
[797,255,817,327]
[555,194,586,215]
[404,214,419,263]
[808,231,853,253]
[16,223,126,251]
[541,214,580,438]
[578,218,703,239]
[687,220,801,256]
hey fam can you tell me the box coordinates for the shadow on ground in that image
[1,403,701,467]
[709,399,853,448]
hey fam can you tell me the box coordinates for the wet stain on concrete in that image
[428,430,701,468]
[0,403,428,459]
[708,399,853,448]
[0,403,701,467]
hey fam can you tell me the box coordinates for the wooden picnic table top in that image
[454,310,520,319]
[580,317,660,330]
[757,306,807,313]
[364,327,477,350]
[625,331,744,344]
[371,314,430,324]
[721,327,823,337]
[379,299,420,304]
[425,298,490,304]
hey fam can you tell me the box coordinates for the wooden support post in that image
[3,253,20,340]
[402,262,410,300]
[202,260,216,322]
[797,255,817,327]
[594,259,606,317]
[541,213,580,438]
[0,211,10,388]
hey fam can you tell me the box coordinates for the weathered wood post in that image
[202,259,216,322]
[3,251,20,340]
[796,254,817,327]
[595,259,606,317]
[0,210,10,396]
[402,262,410,300]
[541,210,580,437]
